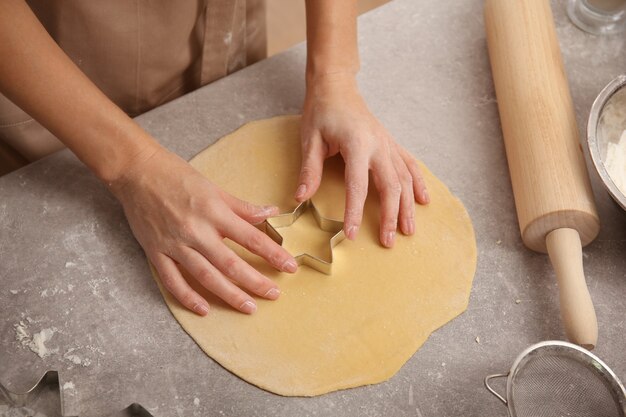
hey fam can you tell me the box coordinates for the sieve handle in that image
[484,373,508,405]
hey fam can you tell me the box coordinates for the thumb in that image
[221,192,279,224]
[295,131,325,202]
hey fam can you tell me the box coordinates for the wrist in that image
[306,68,358,89]
[305,71,360,104]
[99,134,162,194]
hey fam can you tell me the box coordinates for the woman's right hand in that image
[110,147,298,316]
[1,0,298,316]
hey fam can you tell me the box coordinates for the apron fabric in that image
[0,0,266,162]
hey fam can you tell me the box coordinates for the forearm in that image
[0,0,159,184]
[305,0,359,85]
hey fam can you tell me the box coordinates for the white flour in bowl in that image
[605,130,626,196]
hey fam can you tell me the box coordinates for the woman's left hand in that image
[296,73,430,248]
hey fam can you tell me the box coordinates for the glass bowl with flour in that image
[588,74,626,211]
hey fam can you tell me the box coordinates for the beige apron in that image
[0,0,266,165]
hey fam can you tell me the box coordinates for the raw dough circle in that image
[151,115,476,396]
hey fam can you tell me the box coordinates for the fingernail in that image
[264,288,281,299]
[194,303,209,316]
[295,184,307,199]
[346,225,359,240]
[240,300,257,314]
[403,218,415,235]
[261,205,278,216]
[282,258,298,273]
[422,189,430,203]
[383,231,395,247]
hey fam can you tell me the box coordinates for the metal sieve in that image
[485,341,626,417]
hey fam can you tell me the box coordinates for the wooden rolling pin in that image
[484,0,601,349]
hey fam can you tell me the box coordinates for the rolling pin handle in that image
[545,228,598,350]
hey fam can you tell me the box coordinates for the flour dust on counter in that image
[14,321,59,359]
[12,313,104,368]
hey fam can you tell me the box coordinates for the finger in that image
[222,215,298,273]
[371,155,401,248]
[221,192,279,224]
[342,148,369,240]
[397,145,430,204]
[176,246,272,314]
[151,252,210,316]
[196,237,282,303]
[296,130,326,201]
[391,150,416,236]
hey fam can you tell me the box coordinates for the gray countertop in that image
[1,1,625,416]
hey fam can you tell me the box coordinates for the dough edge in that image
[149,115,477,397]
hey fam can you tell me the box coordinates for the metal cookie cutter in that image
[261,200,345,275]
[0,370,154,417]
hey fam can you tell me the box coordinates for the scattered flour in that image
[40,287,68,297]
[66,354,82,365]
[85,345,105,356]
[63,348,93,367]
[65,261,77,268]
[29,328,59,358]
[605,130,626,196]
[14,321,58,358]
[14,321,102,366]
[9,289,19,295]
[40,284,74,297]
[62,381,76,397]
[87,278,110,296]
[193,398,200,406]
[14,322,29,344]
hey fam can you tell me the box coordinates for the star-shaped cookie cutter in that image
[0,370,154,416]
[260,200,345,275]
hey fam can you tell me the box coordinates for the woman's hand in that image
[297,73,430,248]
[110,148,298,316]
[0,0,299,317]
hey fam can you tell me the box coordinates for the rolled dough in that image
[150,115,477,396]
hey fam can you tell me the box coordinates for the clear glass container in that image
[567,0,626,35]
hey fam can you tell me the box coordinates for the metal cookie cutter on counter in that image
[0,371,154,417]
[259,199,346,275]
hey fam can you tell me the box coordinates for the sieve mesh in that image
[509,352,623,417]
